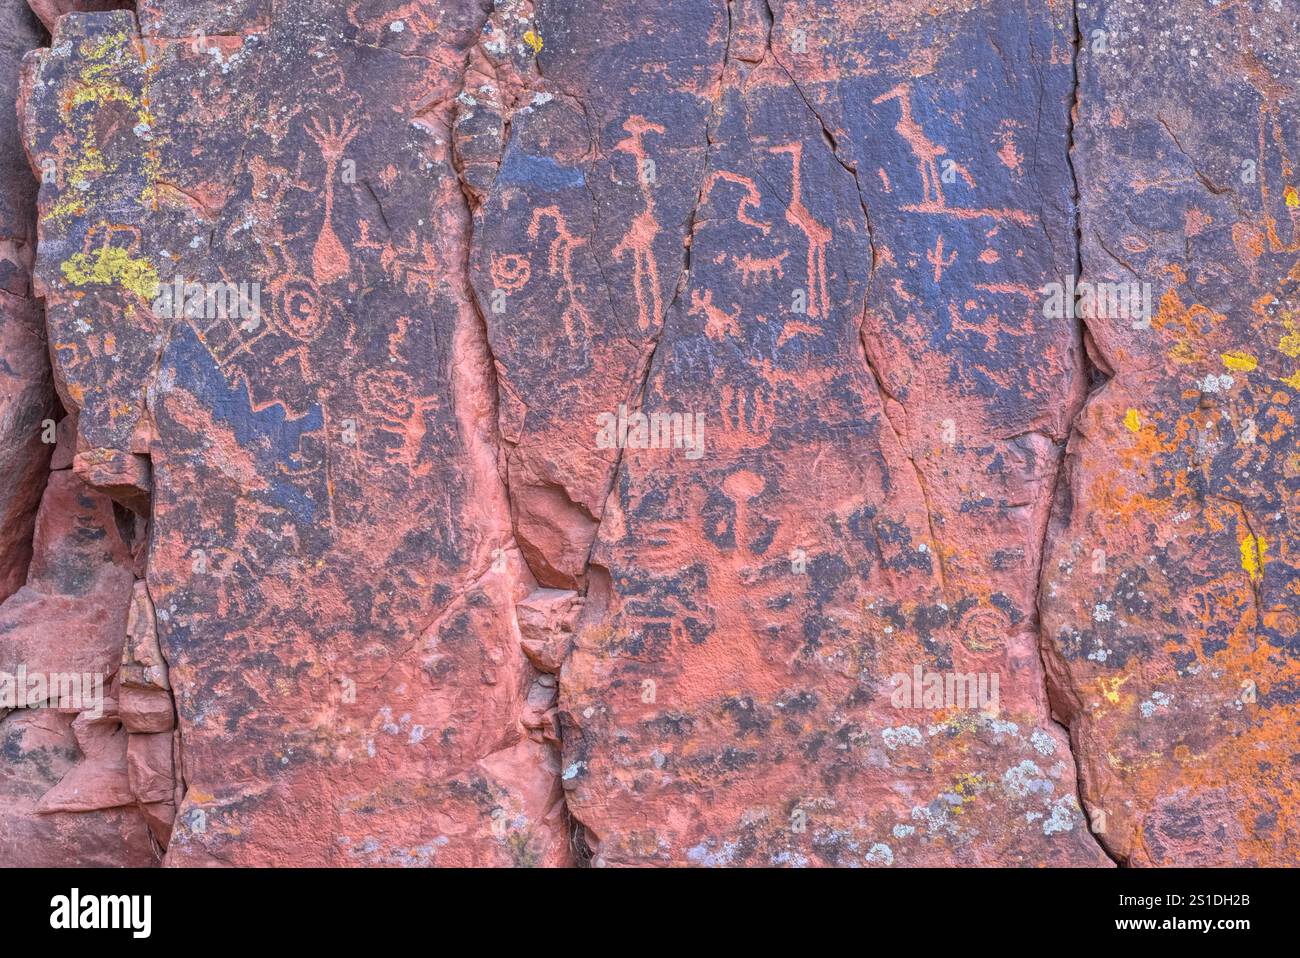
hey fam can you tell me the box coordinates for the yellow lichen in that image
[60,243,159,302]
[81,30,131,64]
[1221,351,1258,372]
[948,773,985,815]
[1240,534,1268,583]
[1123,408,1141,432]
[1281,314,1300,359]
[46,27,162,224]
[1099,675,1131,705]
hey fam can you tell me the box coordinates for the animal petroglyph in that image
[733,249,788,286]
[769,142,830,319]
[873,85,1032,227]
[873,84,950,207]
[689,287,741,341]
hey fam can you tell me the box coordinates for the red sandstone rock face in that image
[0,0,55,604]
[26,0,129,33]
[0,0,1295,868]
[0,468,157,865]
[537,0,1109,867]
[20,3,568,867]
[1038,0,1300,867]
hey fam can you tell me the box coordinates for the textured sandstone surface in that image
[0,466,157,865]
[0,0,55,604]
[542,0,1106,866]
[1039,0,1300,867]
[0,0,1295,868]
[1,0,157,867]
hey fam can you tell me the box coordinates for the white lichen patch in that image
[881,725,923,750]
[1042,795,1078,835]
[1002,760,1052,798]
[1030,728,1057,755]
[865,843,894,865]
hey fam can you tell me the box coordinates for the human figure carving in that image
[528,206,591,346]
[927,233,957,283]
[612,116,666,332]
[305,115,358,285]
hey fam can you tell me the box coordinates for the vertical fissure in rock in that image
[765,5,952,600]
[451,0,593,865]
[452,0,523,575]
[0,0,171,866]
[1032,0,1123,868]
[0,1,54,604]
